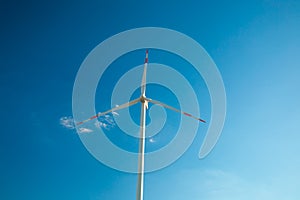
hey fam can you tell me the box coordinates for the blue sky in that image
[1,0,300,199]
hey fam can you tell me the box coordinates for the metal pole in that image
[136,98,146,200]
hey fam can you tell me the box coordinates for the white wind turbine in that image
[76,50,206,200]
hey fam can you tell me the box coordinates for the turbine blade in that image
[76,98,140,125]
[141,49,149,96]
[146,98,206,123]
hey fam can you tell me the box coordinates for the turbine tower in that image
[76,50,206,200]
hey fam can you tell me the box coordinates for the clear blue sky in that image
[1,0,300,199]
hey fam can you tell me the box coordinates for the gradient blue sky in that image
[1,0,300,199]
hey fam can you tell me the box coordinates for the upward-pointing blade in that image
[140,49,149,96]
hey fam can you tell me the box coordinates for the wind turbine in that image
[76,49,206,200]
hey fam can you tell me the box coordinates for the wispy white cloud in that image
[112,111,119,116]
[78,127,93,133]
[94,113,117,130]
[94,121,106,129]
[94,114,116,130]
[149,138,155,143]
[60,116,75,129]
[60,114,117,132]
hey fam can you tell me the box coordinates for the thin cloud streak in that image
[78,127,93,133]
